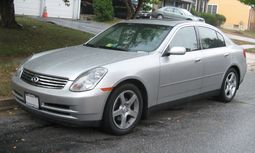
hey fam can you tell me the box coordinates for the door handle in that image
[195,58,201,62]
[224,53,230,57]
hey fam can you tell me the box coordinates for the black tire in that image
[102,83,143,135]
[218,68,239,102]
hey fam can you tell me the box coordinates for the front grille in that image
[21,69,68,89]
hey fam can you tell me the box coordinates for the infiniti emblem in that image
[31,76,40,83]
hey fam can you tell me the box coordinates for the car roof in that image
[162,6,183,10]
[121,19,208,27]
[121,19,187,27]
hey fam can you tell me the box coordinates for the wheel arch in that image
[104,78,149,120]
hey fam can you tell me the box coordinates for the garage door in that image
[14,0,41,16]
[46,0,74,19]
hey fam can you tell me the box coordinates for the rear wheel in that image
[157,14,163,19]
[218,68,239,102]
[103,83,143,135]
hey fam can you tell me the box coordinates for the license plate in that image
[25,94,39,109]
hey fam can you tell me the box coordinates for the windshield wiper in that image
[84,43,97,48]
[98,45,129,51]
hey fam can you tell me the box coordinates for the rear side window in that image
[198,27,225,49]
[170,26,198,51]
[216,32,226,47]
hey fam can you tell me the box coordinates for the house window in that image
[207,4,217,14]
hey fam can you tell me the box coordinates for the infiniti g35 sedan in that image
[152,6,205,22]
[12,20,247,135]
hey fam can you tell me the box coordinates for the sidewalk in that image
[226,34,255,44]
[38,18,110,34]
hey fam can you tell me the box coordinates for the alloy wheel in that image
[224,72,237,99]
[112,90,139,129]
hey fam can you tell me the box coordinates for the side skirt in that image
[145,90,220,118]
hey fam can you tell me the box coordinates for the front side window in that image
[198,27,225,49]
[170,26,198,51]
[86,23,172,52]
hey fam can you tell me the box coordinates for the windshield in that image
[182,9,193,16]
[85,23,172,52]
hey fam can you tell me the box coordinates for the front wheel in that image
[103,83,143,135]
[218,68,239,102]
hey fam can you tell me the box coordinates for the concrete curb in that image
[0,99,17,111]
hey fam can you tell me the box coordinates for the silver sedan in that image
[12,20,246,135]
[152,6,205,22]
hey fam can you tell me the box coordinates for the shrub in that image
[215,14,226,26]
[191,7,199,16]
[93,0,114,21]
[190,8,226,27]
[199,13,217,26]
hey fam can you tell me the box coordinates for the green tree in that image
[93,0,114,21]
[239,0,255,6]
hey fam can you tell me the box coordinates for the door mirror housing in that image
[165,47,186,56]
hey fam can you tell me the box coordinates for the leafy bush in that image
[191,7,199,16]
[199,13,217,26]
[190,7,226,27]
[215,14,226,26]
[93,0,114,21]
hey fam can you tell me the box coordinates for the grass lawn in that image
[246,48,255,53]
[232,39,255,45]
[0,16,93,99]
[221,28,255,39]
[231,39,255,53]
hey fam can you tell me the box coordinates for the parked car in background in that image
[152,6,205,22]
[12,20,246,135]
[137,10,152,19]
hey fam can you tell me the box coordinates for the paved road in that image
[0,71,255,153]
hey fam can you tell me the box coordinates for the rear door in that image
[163,7,175,19]
[173,8,186,20]
[197,26,231,92]
[158,26,203,104]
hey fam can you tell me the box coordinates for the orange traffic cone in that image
[42,6,48,18]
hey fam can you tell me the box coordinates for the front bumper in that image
[11,75,110,125]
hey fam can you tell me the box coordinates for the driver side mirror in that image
[164,47,186,56]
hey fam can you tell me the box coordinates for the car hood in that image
[24,45,146,80]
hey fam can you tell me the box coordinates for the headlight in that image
[70,67,108,92]
[15,65,23,77]
[15,55,33,77]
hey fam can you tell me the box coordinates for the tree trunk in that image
[127,0,135,17]
[0,0,20,28]
[123,0,133,19]
[132,0,143,19]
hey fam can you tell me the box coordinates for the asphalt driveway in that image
[0,71,255,153]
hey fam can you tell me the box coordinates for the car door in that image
[163,7,175,19]
[173,8,186,20]
[158,26,203,104]
[197,26,231,92]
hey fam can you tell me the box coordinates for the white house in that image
[14,0,81,19]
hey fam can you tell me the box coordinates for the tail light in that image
[243,49,246,58]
